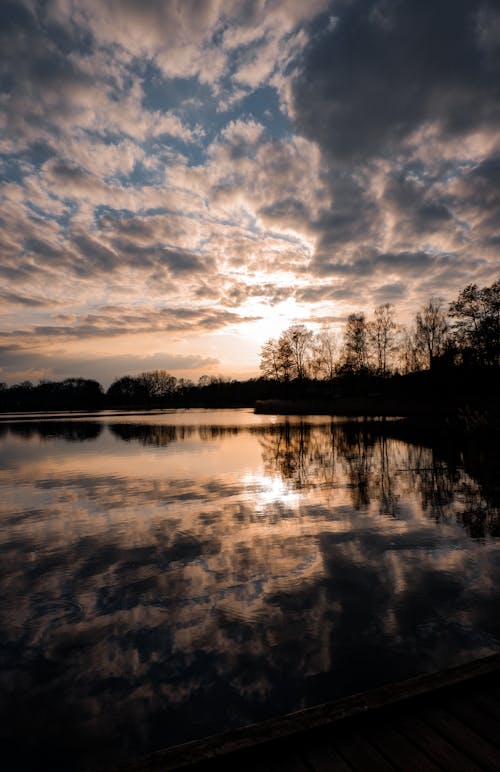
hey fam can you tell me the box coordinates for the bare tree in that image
[311,326,338,380]
[260,335,295,381]
[399,325,423,373]
[138,370,177,399]
[415,298,448,369]
[260,339,281,380]
[260,325,315,381]
[279,324,314,380]
[342,313,369,371]
[368,303,398,375]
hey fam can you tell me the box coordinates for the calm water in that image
[1,409,499,770]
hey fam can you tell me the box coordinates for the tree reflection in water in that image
[259,421,336,491]
[3,415,498,538]
[258,420,500,538]
[1,414,500,771]
[7,420,102,441]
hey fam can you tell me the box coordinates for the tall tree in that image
[138,370,177,399]
[449,280,500,366]
[311,326,338,380]
[368,303,398,375]
[260,335,294,382]
[277,336,295,382]
[107,375,147,403]
[342,313,369,371]
[260,339,281,380]
[280,324,314,380]
[415,299,448,369]
[399,325,424,373]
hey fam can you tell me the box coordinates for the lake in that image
[1,409,499,770]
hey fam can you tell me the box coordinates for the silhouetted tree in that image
[59,378,103,404]
[137,370,177,400]
[260,339,282,380]
[399,325,424,373]
[259,331,297,382]
[415,298,448,369]
[107,375,147,404]
[310,326,337,380]
[368,303,398,375]
[449,280,500,366]
[276,334,294,381]
[342,313,369,371]
[280,324,314,380]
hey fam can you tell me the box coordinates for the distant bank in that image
[1,366,499,427]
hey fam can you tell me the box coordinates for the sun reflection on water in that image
[242,471,302,513]
[1,413,500,771]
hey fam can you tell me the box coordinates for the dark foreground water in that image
[1,409,499,770]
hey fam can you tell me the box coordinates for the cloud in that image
[1,304,260,344]
[2,419,498,768]
[277,0,500,301]
[220,118,264,154]
[292,0,500,163]
[0,346,220,385]
[0,291,49,308]
[1,0,499,382]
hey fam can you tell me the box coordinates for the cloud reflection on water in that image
[0,415,499,770]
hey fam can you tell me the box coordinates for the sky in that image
[1,0,500,386]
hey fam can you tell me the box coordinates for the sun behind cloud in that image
[0,0,499,384]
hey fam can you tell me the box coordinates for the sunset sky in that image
[1,0,500,385]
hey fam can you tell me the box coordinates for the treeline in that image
[0,279,498,413]
[0,378,105,412]
[0,373,274,412]
[260,279,500,381]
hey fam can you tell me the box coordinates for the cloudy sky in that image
[1,0,499,385]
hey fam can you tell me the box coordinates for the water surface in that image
[1,409,499,770]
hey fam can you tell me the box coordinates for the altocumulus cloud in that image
[292,0,500,294]
[0,0,499,383]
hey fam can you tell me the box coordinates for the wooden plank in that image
[244,753,310,772]
[424,707,500,771]
[264,754,310,772]
[114,654,500,772]
[469,692,500,722]
[201,747,309,772]
[111,654,500,771]
[333,730,398,772]
[483,683,500,704]
[396,714,484,772]
[300,738,355,772]
[446,696,500,748]
[365,723,441,772]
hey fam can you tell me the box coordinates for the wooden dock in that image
[118,653,500,772]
